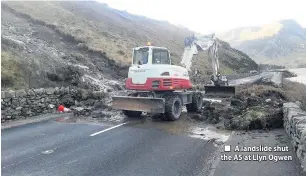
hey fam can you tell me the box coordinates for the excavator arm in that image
[180,34,222,81]
[181,34,236,96]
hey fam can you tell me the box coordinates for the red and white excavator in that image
[111,34,235,121]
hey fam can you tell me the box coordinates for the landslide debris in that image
[193,84,287,130]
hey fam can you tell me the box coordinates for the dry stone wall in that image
[1,87,105,122]
[283,102,306,172]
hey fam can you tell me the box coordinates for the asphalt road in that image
[228,72,272,86]
[1,119,218,176]
[2,71,303,176]
[2,116,303,176]
[213,130,303,176]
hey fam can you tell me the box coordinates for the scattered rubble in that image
[73,107,93,116]
[190,84,287,130]
[190,100,228,125]
[68,82,289,132]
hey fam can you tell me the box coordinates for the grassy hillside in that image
[219,20,306,68]
[2,1,189,65]
[1,1,257,90]
[1,51,26,89]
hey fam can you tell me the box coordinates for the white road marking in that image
[90,123,127,137]
[66,159,78,165]
[42,150,54,154]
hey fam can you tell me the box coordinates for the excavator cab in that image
[133,45,171,66]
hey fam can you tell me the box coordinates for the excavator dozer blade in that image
[112,96,165,113]
[204,85,236,97]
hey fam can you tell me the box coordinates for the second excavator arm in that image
[180,34,221,78]
[180,33,235,95]
[207,38,223,85]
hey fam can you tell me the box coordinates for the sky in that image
[97,0,305,34]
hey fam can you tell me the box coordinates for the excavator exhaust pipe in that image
[204,85,236,97]
[112,96,165,113]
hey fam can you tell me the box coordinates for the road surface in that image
[212,130,302,176]
[1,119,218,176]
[2,72,304,176]
[2,116,303,176]
[228,72,272,86]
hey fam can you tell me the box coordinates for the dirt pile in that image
[227,85,287,130]
[191,101,226,124]
[192,84,287,130]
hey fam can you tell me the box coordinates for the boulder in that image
[59,95,75,107]
[247,96,261,107]
[230,98,245,107]
[265,98,272,103]
[73,106,93,116]
[94,101,108,109]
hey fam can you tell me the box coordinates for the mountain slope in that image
[219,20,306,68]
[1,1,257,90]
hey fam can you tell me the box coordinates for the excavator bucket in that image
[112,96,165,113]
[204,85,236,97]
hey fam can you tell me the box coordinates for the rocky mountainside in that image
[219,20,306,68]
[1,1,257,90]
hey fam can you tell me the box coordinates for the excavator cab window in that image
[133,47,149,65]
[152,49,170,65]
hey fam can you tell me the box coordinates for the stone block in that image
[3,90,15,98]
[26,89,35,96]
[45,88,55,95]
[48,104,55,109]
[34,88,44,95]
[16,107,23,111]
[15,89,26,97]
[54,87,60,94]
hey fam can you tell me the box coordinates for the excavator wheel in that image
[186,92,203,112]
[164,95,182,121]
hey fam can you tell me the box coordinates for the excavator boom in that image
[181,34,236,96]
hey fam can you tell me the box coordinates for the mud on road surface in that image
[57,109,232,146]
